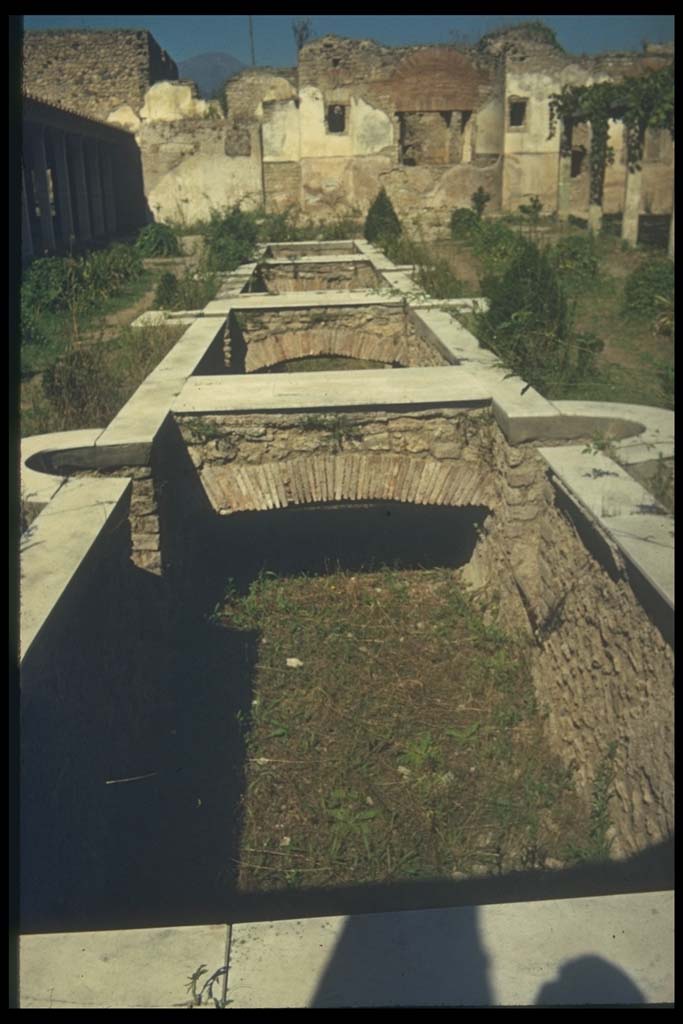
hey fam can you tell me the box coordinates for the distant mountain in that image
[177,52,246,99]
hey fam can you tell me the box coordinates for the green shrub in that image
[473,221,528,275]
[21,257,79,313]
[364,189,402,245]
[471,187,491,219]
[518,195,543,226]
[135,223,181,257]
[20,302,50,348]
[450,208,480,240]
[202,206,259,271]
[154,272,180,309]
[478,240,572,392]
[623,258,674,318]
[551,235,599,283]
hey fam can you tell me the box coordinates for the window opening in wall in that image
[440,111,452,128]
[461,111,472,133]
[571,146,587,178]
[326,104,346,133]
[509,99,527,128]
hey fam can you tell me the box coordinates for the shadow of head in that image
[536,954,646,1006]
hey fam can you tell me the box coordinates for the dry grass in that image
[211,567,597,893]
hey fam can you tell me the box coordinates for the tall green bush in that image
[551,235,599,284]
[364,189,402,245]
[202,206,259,271]
[622,258,674,318]
[450,208,480,240]
[477,240,599,395]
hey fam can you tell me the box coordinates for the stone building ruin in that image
[21,27,674,249]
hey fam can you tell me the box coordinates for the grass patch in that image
[21,268,160,378]
[211,567,596,892]
[21,323,185,437]
[263,356,390,374]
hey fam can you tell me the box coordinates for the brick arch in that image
[201,453,494,514]
[242,330,444,373]
[390,48,488,112]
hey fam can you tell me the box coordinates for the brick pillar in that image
[67,135,92,243]
[84,138,106,238]
[21,165,34,262]
[99,143,117,237]
[50,129,75,249]
[26,124,55,254]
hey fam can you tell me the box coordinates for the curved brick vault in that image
[200,453,494,514]
[239,331,446,373]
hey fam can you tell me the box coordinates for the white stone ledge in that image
[20,476,131,663]
[538,445,674,609]
[260,255,375,266]
[550,401,674,466]
[225,890,673,1007]
[21,429,104,508]
[19,893,671,1007]
[173,366,491,415]
[95,317,227,464]
[203,291,405,316]
[20,924,229,1009]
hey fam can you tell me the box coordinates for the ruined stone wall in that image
[257,261,381,293]
[225,305,448,372]
[458,433,674,859]
[137,117,262,224]
[23,30,178,122]
[176,407,492,471]
[501,47,674,214]
[175,407,674,857]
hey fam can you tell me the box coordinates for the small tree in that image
[471,186,491,219]
[292,17,314,52]
[364,189,402,245]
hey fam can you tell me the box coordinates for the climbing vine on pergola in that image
[548,63,674,207]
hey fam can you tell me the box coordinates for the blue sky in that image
[22,15,674,67]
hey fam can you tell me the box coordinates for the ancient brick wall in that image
[225,305,448,372]
[177,407,674,856]
[23,30,178,122]
[257,261,380,293]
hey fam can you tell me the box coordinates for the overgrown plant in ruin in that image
[135,223,181,258]
[548,63,674,219]
[471,186,491,220]
[477,238,604,398]
[364,189,402,247]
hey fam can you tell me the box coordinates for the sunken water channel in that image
[20,492,671,934]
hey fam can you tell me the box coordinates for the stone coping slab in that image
[21,429,103,507]
[538,446,674,609]
[259,254,376,266]
[226,890,673,1007]
[20,475,131,662]
[173,366,491,415]
[551,401,674,465]
[94,316,227,465]
[17,891,672,1008]
[19,924,230,1009]
[202,291,405,316]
